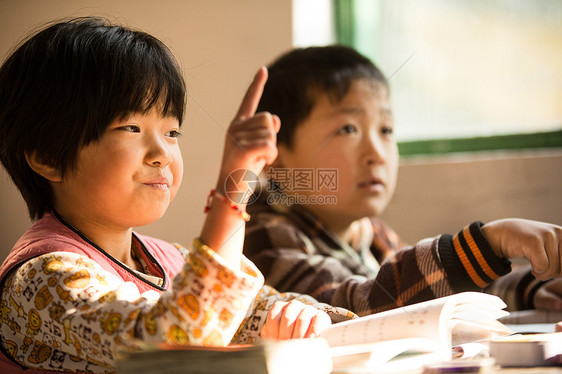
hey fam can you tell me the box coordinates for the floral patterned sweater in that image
[0,212,353,373]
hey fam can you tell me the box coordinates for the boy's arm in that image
[370,217,406,261]
[244,216,442,315]
[481,219,562,311]
[484,265,550,310]
[247,215,562,315]
[244,219,512,316]
[481,218,562,280]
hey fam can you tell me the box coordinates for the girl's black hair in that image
[0,17,186,219]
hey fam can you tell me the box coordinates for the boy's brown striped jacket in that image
[243,189,547,316]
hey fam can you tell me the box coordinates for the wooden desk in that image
[497,369,562,373]
[331,366,562,373]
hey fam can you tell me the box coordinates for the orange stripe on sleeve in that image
[452,234,487,288]
[462,226,501,280]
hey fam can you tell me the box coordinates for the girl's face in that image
[53,108,183,231]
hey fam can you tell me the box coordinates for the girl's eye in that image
[120,125,140,133]
[336,124,357,135]
[166,130,182,138]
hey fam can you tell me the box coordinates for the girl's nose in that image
[146,136,172,167]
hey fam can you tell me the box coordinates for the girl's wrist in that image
[204,189,250,222]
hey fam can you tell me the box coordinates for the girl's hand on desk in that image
[482,219,562,280]
[534,278,562,311]
[556,322,562,332]
[261,300,332,340]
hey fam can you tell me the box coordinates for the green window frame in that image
[398,129,562,156]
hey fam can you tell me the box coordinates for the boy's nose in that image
[362,134,384,165]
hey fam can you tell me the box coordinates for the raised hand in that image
[218,66,280,194]
[199,67,280,267]
[482,219,562,280]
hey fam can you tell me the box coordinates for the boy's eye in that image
[382,126,394,135]
[166,130,182,138]
[336,124,357,135]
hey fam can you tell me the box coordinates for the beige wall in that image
[0,0,293,261]
[381,150,562,244]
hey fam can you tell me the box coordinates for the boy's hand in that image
[482,219,562,280]
[218,67,280,196]
[261,300,332,340]
[533,278,562,310]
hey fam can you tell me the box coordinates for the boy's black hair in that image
[0,17,186,220]
[258,45,388,148]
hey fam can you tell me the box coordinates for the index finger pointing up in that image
[235,66,268,121]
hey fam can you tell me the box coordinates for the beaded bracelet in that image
[204,189,251,222]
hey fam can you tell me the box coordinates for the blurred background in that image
[1,0,560,261]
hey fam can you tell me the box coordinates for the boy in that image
[243,45,562,316]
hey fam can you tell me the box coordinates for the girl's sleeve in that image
[0,238,263,370]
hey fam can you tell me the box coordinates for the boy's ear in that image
[25,151,62,182]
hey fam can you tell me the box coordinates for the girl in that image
[0,17,341,373]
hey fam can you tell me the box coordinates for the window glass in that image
[293,0,335,47]
[346,0,562,141]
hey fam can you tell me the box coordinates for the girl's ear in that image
[25,151,62,182]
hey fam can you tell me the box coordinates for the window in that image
[292,0,336,47]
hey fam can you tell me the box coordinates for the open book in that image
[116,292,511,374]
[320,291,512,372]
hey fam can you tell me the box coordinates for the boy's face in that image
[275,79,398,234]
[51,108,183,231]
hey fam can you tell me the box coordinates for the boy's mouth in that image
[357,178,384,190]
